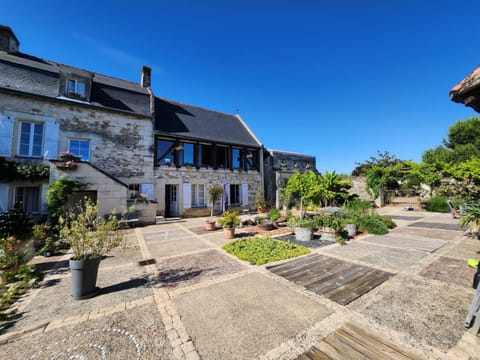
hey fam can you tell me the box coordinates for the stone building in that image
[0,24,263,221]
[263,149,317,208]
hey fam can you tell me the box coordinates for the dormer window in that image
[66,79,86,98]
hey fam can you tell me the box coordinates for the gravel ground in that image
[154,249,247,289]
[2,303,174,360]
[419,256,476,289]
[361,275,472,351]
[273,234,336,249]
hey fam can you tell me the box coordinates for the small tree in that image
[284,171,320,218]
[47,178,85,225]
[207,184,224,217]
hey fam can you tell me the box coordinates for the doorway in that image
[165,184,178,217]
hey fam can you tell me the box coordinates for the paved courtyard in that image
[1,209,479,359]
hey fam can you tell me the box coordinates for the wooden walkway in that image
[267,254,393,305]
[296,323,421,359]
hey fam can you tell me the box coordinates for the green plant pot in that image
[69,257,101,300]
[294,226,314,241]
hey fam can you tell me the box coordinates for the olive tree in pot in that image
[60,199,125,299]
[205,184,224,230]
[288,216,318,241]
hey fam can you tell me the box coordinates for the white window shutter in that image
[44,121,59,159]
[140,183,154,200]
[242,183,249,205]
[183,183,191,209]
[0,183,9,211]
[0,115,14,156]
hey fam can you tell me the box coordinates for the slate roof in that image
[450,65,480,113]
[0,50,151,117]
[154,97,262,148]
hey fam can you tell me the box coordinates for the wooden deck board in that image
[269,254,393,305]
[295,323,421,360]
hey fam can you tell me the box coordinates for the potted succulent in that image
[205,184,224,230]
[217,210,240,239]
[60,198,125,299]
[288,216,318,241]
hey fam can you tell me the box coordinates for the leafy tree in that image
[351,150,399,176]
[284,171,320,217]
[318,171,351,206]
[46,178,85,224]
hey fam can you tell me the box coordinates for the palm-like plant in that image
[459,204,480,234]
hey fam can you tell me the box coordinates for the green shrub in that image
[267,208,281,221]
[358,216,389,235]
[345,198,372,213]
[425,196,450,213]
[223,237,309,265]
[375,215,397,229]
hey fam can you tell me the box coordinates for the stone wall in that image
[153,167,262,217]
[0,93,155,183]
[349,176,373,202]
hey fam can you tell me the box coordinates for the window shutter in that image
[0,183,9,212]
[44,121,59,159]
[226,183,231,206]
[140,183,154,200]
[0,115,14,156]
[183,183,191,209]
[242,183,249,205]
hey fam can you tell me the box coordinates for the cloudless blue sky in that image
[2,1,479,173]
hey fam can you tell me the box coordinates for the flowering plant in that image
[58,151,80,160]
[0,236,25,270]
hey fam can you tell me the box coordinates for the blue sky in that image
[2,1,479,173]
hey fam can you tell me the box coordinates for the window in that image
[230,184,240,205]
[199,144,213,167]
[68,139,90,161]
[66,79,86,97]
[216,145,229,169]
[191,184,205,207]
[19,122,43,157]
[156,139,175,166]
[15,187,40,213]
[179,142,194,166]
[245,150,258,171]
[128,184,140,199]
[232,148,241,169]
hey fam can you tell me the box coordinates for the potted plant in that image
[460,203,480,239]
[217,210,240,239]
[318,212,345,240]
[60,198,125,299]
[205,184,224,230]
[288,216,318,241]
[256,190,267,213]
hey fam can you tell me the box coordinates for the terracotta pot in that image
[223,227,235,239]
[204,220,216,231]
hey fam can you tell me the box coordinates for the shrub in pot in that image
[460,203,480,238]
[60,199,125,299]
[217,210,240,239]
[288,216,317,241]
[317,212,345,240]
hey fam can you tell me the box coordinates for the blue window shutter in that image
[183,183,191,209]
[43,121,59,159]
[0,183,9,211]
[242,183,249,205]
[0,115,14,156]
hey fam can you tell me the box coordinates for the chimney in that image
[141,65,151,88]
[0,25,19,53]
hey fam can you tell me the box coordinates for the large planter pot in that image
[294,226,314,241]
[69,257,101,300]
[320,227,337,241]
[344,224,357,238]
[258,223,274,231]
[204,220,216,231]
[224,227,235,239]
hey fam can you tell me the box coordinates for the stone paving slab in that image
[100,245,143,269]
[173,272,333,360]
[389,227,460,241]
[143,229,192,241]
[360,235,448,253]
[2,303,174,359]
[147,235,212,259]
[359,275,472,352]
[323,241,428,270]
[408,222,465,231]
[444,237,480,260]
[387,215,423,221]
[419,256,476,289]
[2,263,152,334]
[154,249,247,289]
